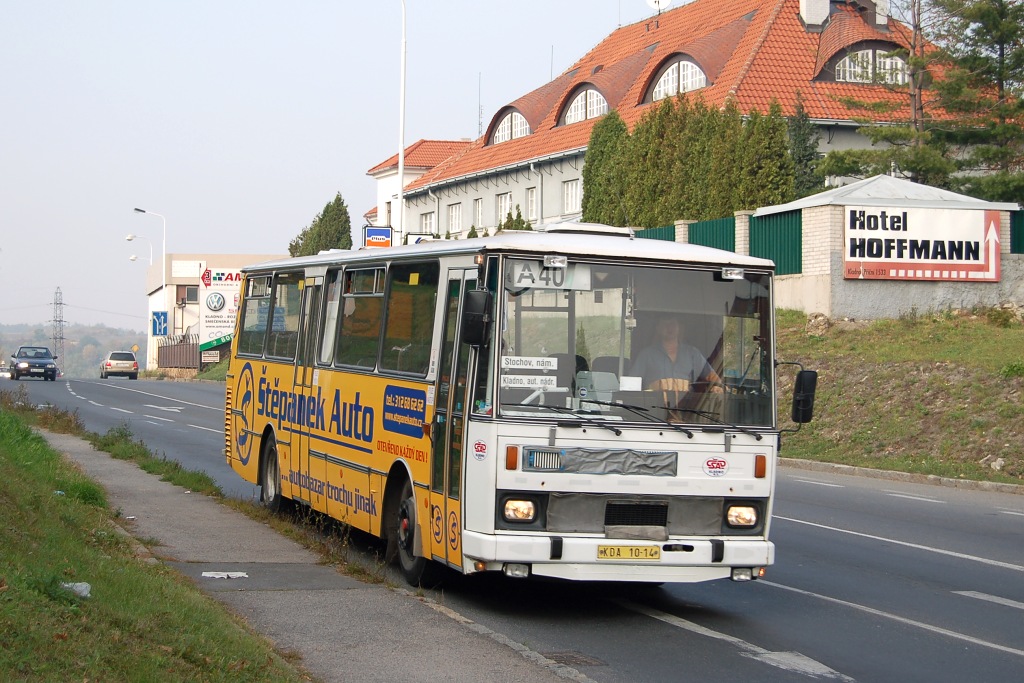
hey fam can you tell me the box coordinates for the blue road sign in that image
[152,311,169,337]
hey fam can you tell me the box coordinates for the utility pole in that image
[52,287,66,369]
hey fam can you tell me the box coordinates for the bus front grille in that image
[605,501,668,527]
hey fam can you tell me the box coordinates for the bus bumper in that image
[461,531,774,583]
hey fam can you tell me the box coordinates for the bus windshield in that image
[496,258,774,428]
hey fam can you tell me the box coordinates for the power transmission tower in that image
[52,287,66,371]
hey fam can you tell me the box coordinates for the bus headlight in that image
[503,499,537,522]
[726,505,758,527]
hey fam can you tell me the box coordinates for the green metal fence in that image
[1012,211,1023,254]
[689,216,736,252]
[635,225,676,241]
[750,211,802,275]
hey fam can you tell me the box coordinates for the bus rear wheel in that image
[260,434,284,512]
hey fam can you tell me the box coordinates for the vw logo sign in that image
[206,292,226,311]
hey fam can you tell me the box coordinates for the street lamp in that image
[125,234,152,265]
[133,208,166,305]
[396,0,406,245]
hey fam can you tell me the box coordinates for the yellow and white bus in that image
[224,223,816,585]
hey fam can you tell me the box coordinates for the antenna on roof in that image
[478,72,483,137]
[646,0,672,14]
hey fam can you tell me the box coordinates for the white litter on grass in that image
[61,582,91,598]
[201,572,249,579]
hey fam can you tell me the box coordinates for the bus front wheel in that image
[259,434,284,512]
[389,479,444,587]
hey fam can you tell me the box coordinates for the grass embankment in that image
[0,391,311,682]
[777,307,1024,484]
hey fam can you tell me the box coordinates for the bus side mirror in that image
[460,289,492,347]
[791,370,817,423]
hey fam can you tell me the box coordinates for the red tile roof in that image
[406,0,929,194]
[366,139,472,176]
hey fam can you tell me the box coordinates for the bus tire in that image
[391,479,443,587]
[259,434,285,512]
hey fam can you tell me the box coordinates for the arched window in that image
[835,50,873,83]
[876,53,908,85]
[835,49,907,84]
[652,59,707,101]
[564,89,608,124]
[492,111,530,144]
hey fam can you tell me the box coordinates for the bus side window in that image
[318,270,344,365]
[237,276,271,357]
[238,298,269,356]
[380,261,439,375]
[266,273,302,360]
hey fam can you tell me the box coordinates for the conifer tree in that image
[788,92,823,197]
[705,101,744,219]
[288,192,353,256]
[929,0,1024,201]
[740,102,796,209]
[623,99,676,227]
[582,110,630,224]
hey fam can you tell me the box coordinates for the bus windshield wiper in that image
[655,406,763,441]
[578,398,693,438]
[520,402,623,436]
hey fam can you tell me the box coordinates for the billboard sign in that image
[843,207,1001,282]
[199,266,242,348]
[364,226,393,248]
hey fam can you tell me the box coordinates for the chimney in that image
[874,0,890,26]
[799,0,830,26]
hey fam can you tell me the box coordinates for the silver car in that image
[100,351,139,380]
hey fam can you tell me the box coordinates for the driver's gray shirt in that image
[629,343,712,388]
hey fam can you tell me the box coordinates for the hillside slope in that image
[777,308,1024,485]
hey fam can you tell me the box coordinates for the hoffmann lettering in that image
[848,209,979,262]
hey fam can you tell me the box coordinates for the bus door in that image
[293,275,326,510]
[428,269,476,569]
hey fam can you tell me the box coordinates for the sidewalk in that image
[39,430,582,683]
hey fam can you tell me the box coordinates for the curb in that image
[780,458,1024,496]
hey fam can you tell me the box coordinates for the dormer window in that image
[652,58,707,101]
[564,88,608,124]
[836,49,908,85]
[492,111,530,144]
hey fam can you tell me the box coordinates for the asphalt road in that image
[9,376,1024,682]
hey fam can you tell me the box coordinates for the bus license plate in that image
[597,545,661,561]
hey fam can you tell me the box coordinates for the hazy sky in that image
[0,0,663,332]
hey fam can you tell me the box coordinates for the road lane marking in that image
[88,401,104,407]
[775,516,1024,573]
[763,581,1024,659]
[144,404,184,413]
[1000,510,1024,517]
[954,591,1024,611]
[792,478,845,488]
[884,492,944,504]
[71,380,221,411]
[142,414,174,423]
[110,407,133,414]
[187,424,222,433]
[615,599,854,680]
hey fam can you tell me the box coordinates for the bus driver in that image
[629,313,724,394]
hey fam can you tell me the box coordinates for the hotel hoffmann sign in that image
[844,206,1001,282]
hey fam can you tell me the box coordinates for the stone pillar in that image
[674,219,695,244]
[734,210,754,256]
